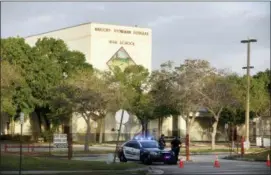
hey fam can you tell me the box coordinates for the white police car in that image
[117,137,177,165]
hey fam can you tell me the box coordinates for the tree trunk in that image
[140,119,146,137]
[99,117,104,144]
[145,120,149,137]
[186,118,191,144]
[84,117,91,152]
[158,117,163,137]
[11,117,15,136]
[211,119,219,150]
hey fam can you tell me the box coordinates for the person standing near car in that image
[158,134,166,150]
[171,136,182,162]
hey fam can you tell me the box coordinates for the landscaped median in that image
[223,149,271,162]
[1,154,146,174]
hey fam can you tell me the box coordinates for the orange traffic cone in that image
[266,154,270,167]
[214,155,220,168]
[179,158,184,168]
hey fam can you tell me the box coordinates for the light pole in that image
[241,38,257,149]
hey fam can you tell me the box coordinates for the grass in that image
[14,173,146,175]
[224,148,271,161]
[6,147,264,158]
[241,149,271,161]
[0,154,145,171]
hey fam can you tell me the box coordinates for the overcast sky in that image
[2,2,270,75]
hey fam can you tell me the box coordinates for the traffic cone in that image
[213,155,220,168]
[179,158,184,168]
[266,154,270,167]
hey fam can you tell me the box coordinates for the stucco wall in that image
[25,23,92,63]
[89,23,152,71]
[24,22,152,72]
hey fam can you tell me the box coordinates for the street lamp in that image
[241,38,257,149]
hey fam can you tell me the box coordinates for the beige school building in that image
[2,22,268,144]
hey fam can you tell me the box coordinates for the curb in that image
[180,152,231,155]
[222,156,266,162]
[0,168,148,175]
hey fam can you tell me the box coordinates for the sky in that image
[1,2,270,75]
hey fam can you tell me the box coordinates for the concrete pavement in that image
[69,154,271,175]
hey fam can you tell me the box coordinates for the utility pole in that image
[241,38,257,150]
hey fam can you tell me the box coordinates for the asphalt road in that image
[72,153,271,174]
[149,155,271,175]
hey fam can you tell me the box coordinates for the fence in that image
[2,144,54,154]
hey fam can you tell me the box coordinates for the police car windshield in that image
[140,141,159,148]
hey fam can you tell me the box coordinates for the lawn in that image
[241,149,271,161]
[0,154,145,171]
[27,147,264,157]
[224,149,271,161]
[12,173,146,175]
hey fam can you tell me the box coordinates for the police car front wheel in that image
[142,155,152,165]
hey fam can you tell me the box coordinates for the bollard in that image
[28,144,30,153]
[32,145,34,152]
[241,136,244,156]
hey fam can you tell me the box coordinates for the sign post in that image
[113,109,124,163]
[19,112,24,175]
[113,109,129,163]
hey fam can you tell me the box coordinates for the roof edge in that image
[24,22,92,39]
[24,22,151,39]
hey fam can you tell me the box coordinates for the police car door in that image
[130,141,141,161]
[123,142,133,160]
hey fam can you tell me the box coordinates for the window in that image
[140,141,159,148]
[125,142,132,147]
[130,142,140,149]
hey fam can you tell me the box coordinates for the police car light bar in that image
[133,133,155,140]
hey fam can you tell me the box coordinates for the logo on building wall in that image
[107,47,136,71]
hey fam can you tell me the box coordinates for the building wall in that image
[1,113,10,135]
[89,23,152,71]
[25,23,92,63]
[24,22,152,72]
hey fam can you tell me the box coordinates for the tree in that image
[64,67,109,151]
[1,61,23,116]
[150,61,180,136]
[89,70,119,143]
[251,70,270,118]
[109,65,154,137]
[1,38,36,134]
[173,59,213,140]
[197,70,237,150]
[29,37,91,132]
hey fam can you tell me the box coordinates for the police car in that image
[117,136,177,165]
